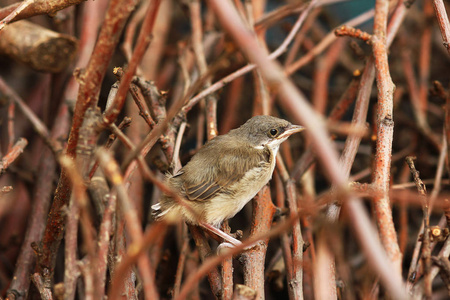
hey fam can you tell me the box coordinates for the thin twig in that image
[30,273,53,300]
[432,0,450,56]
[97,148,159,300]
[101,0,162,127]
[0,77,58,153]
[406,156,432,298]
[185,0,318,110]
[0,138,28,175]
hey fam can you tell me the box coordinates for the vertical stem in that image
[221,222,234,300]
[190,0,218,139]
[38,0,140,276]
[241,186,276,300]
[371,0,402,273]
[286,180,304,300]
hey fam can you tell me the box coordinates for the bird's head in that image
[230,115,304,152]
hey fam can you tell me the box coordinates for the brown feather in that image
[173,134,272,203]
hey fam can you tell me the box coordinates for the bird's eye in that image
[269,128,278,137]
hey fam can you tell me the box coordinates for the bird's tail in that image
[151,202,171,221]
[151,202,162,220]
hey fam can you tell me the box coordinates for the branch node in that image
[334,25,372,44]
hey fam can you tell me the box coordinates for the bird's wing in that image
[184,175,237,201]
[181,140,271,202]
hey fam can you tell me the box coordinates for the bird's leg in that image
[200,222,242,247]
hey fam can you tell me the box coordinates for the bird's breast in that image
[204,158,275,227]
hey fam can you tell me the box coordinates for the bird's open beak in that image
[279,124,305,139]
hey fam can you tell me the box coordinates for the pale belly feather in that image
[204,157,276,227]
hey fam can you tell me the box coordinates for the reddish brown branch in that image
[0,138,28,174]
[285,9,374,75]
[68,0,139,156]
[189,0,218,139]
[432,0,450,56]
[108,221,167,300]
[240,186,276,297]
[419,0,433,121]
[286,180,305,299]
[406,156,432,298]
[59,156,98,300]
[0,0,85,28]
[312,38,346,115]
[38,0,140,277]
[221,221,234,300]
[172,229,189,299]
[88,116,132,179]
[334,25,372,43]
[113,69,156,128]
[401,49,440,150]
[6,103,69,300]
[30,273,52,300]
[273,173,296,300]
[338,58,375,179]
[97,149,159,299]
[176,214,300,300]
[292,75,361,181]
[95,192,115,300]
[206,0,407,297]
[101,0,162,127]
[188,225,223,298]
[0,77,57,153]
[445,84,450,174]
[185,0,318,110]
[370,0,402,274]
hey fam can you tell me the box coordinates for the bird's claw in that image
[216,242,236,255]
[216,240,263,255]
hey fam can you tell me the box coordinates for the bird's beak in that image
[279,124,305,139]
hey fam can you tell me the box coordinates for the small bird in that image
[152,115,304,246]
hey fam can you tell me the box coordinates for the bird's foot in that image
[216,242,236,255]
[200,222,242,247]
[200,222,263,253]
[216,240,262,254]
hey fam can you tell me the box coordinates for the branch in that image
[432,0,450,56]
[205,0,407,298]
[101,0,162,127]
[370,0,402,273]
[0,138,27,175]
[38,0,140,276]
[0,0,85,28]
